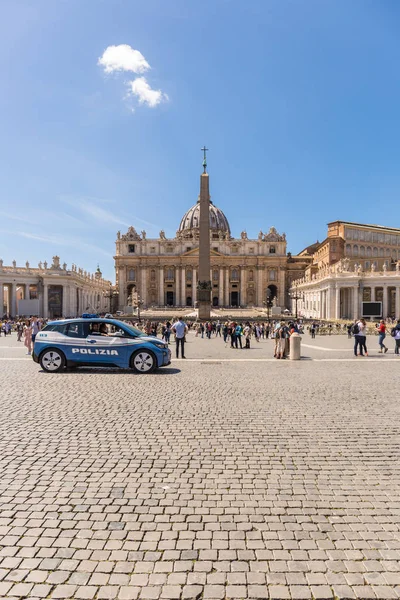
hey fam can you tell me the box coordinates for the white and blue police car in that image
[32,317,171,374]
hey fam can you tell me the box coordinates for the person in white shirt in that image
[172,318,188,359]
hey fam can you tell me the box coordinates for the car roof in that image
[46,318,127,326]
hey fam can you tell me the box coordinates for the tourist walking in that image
[391,320,400,355]
[377,320,388,353]
[16,321,23,342]
[243,322,251,349]
[275,321,288,359]
[24,320,32,355]
[235,323,243,349]
[172,317,188,359]
[353,318,368,356]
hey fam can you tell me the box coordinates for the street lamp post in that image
[103,287,118,314]
[289,284,304,319]
[262,288,273,321]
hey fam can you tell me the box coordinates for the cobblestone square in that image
[0,332,399,599]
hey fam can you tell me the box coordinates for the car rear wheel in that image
[40,349,65,373]
[131,350,156,373]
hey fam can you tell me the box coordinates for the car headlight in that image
[150,341,167,349]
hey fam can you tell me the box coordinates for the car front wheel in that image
[131,350,156,373]
[40,349,66,373]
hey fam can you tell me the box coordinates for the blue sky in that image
[1,0,400,281]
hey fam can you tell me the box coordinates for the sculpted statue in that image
[241,231,248,240]
[159,230,166,240]
[218,230,224,240]
[141,230,146,240]
[12,260,16,268]
[342,258,350,272]
[38,261,43,269]
[383,262,388,273]
[117,231,121,240]
[43,261,48,269]
[357,264,362,274]
[258,230,263,241]
[396,261,400,273]
[371,263,376,272]
[25,261,30,269]
[0,258,3,268]
[63,262,67,270]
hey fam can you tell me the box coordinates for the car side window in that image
[66,322,89,338]
[109,325,130,338]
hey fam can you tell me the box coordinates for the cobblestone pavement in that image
[0,333,400,599]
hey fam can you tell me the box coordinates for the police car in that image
[32,317,171,374]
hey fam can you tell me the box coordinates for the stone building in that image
[114,165,315,313]
[290,221,400,320]
[0,256,112,318]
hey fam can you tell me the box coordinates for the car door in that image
[85,323,127,366]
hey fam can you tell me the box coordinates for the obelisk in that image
[197,147,211,321]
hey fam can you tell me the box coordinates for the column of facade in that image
[219,268,224,307]
[175,267,180,307]
[396,287,400,319]
[335,285,341,319]
[225,268,230,306]
[257,267,263,307]
[43,283,49,318]
[9,283,16,317]
[70,286,76,317]
[159,268,164,306]
[181,267,186,305]
[353,285,359,320]
[278,267,285,308]
[371,287,376,302]
[192,268,197,305]
[62,285,68,316]
[240,268,246,307]
[139,268,146,306]
[0,283,4,315]
[383,285,388,318]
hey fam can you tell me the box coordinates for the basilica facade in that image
[115,197,309,312]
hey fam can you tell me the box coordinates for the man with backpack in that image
[391,320,400,355]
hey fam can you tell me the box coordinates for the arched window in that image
[353,245,359,257]
[213,270,219,281]
[386,248,391,257]
[249,269,254,281]
[128,268,135,281]
[187,270,193,281]
[231,268,239,281]
[167,268,174,280]
[366,246,372,258]
[360,246,365,257]
[373,247,378,257]
[269,269,276,281]
[150,269,156,281]
[346,244,351,256]
[269,246,276,254]
[379,248,384,258]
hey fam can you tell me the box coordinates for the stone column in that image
[159,268,164,306]
[257,267,263,307]
[192,268,197,305]
[371,287,376,302]
[278,267,285,307]
[0,283,4,315]
[383,285,388,318]
[43,283,48,318]
[10,283,17,317]
[353,285,359,320]
[118,267,126,309]
[219,268,224,307]
[181,267,186,305]
[240,268,246,307]
[141,268,147,306]
[62,285,68,316]
[335,285,341,319]
[175,267,180,307]
[396,287,400,319]
[225,268,229,306]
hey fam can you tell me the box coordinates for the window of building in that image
[360,246,365,257]
[128,244,135,253]
[150,247,156,254]
[231,268,239,280]
[249,247,254,254]
[213,270,219,281]
[166,245,173,253]
[187,270,193,281]
[249,270,254,281]
[166,268,174,280]
[186,247,191,252]
[365,261,370,270]
[384,259,389,268]
[269,246,276,254]
[353,245,359,257]
[346,244,351,255]
[269,269,276,281]
[231,245,238,253]
[373,247,378,257]
[150,269,156,281]
[128,268,135,281]
[213,247,219,252]
[366,246,372,257]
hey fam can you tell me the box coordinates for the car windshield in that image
[112,320,145,337]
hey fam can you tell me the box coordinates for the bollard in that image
[289,332,301,360]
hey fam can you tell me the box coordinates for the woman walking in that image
[24,320,32,355]
[377,320,388,353]
[358,318,368,356]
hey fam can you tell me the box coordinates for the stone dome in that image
[178,200,231,236]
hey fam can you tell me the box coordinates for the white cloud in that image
[127,77,168,108]
[98,44,150,74]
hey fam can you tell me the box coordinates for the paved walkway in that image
[0,333,399,599]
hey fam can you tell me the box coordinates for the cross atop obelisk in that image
[197,147,211,320]
[201,146,209,173]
